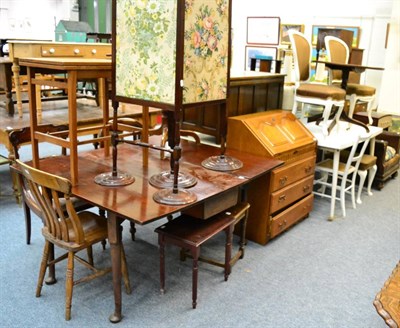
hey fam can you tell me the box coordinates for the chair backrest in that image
[9,124,69,160]
[17,160,86,245]
[325,36,350,83]
[288,31,312,84]
[343,134,371,176]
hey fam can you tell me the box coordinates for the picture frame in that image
[244,45,277,71]
[311,25,360,48]
[246,16,280,45]
[280,24,304,45]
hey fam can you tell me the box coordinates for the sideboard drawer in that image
[270,193,314,238]
[270,155,316,192]
[40,45,111,58]
[270,174,314,213]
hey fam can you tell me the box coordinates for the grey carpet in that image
[0,142,399,328]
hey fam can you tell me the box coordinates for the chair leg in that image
[357,170,367,204]
[23,202,31,245]
[130,221,136,241]
[120,244,132,294]
[36,241,51,297]
[348,94,357,119]
[350,175,357,209]
[45,242,57,285]
[65,252,75,321]
[365,97,374,125]
[87,245,94,266]
[340,177,347,217]
[367,165,377,196]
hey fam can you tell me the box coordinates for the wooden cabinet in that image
[181,71,285,143]
[226,110,317,245]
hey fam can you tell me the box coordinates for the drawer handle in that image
[305,165,312,174]
[278,194,286,203]
[49,48,55,54]
[92,49,97,54]
[74,48,80,54]
[303,185,311,193]
[279,176,288,186]
[278,220,287,230]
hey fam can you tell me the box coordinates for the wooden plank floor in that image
[0,92,161,153]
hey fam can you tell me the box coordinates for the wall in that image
[0,0,398,114]
[0,0,78,40]
[231,0,399,114]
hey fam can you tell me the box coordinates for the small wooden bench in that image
[155,202,250,309]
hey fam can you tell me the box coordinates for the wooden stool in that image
[155,202,250,309]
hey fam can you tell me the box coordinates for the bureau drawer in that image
[271,155,316,192]
[41,45,111,58]
[270,174,314,213]
[270,193,313,238]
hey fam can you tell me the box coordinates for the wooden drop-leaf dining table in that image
[27,136,282,323]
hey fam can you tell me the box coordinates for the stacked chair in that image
[324,36,376,124]
[289,31,346,136]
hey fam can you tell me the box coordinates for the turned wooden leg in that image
[36,241,50,297]
[191,247,200,309]
[224,225,233,281]
[65,252,74,321]
[11,60,23,118]
[159,235,165,294]
[23,202,31,245]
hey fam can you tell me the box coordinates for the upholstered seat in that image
[289,31,346,136]
[325,36,376,124]
[296,83,346,100]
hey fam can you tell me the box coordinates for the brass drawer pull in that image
[278,194,286,202]
[303,185,311,193]
[279,176,288,186]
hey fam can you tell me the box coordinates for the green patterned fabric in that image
[115,0,229,105]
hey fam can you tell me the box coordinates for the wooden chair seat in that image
[155,202,250,309]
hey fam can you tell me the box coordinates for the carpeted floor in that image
[0,141,399,328]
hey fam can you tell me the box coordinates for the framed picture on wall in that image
[280,24,304,45]
[246,16,280,45]
[311,25,361,48]
[244,45,277,70]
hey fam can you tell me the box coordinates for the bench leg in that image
[159,235,165,294]
[224,226,233,281]
[238,214,248,260]
[191,247,200,309]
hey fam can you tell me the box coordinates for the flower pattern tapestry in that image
[116,0,177,104]
[115,0,229,105]
[183,0,229,104]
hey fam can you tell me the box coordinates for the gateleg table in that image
[30,137,282,323]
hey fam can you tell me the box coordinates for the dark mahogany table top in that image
[34,136,283,225]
